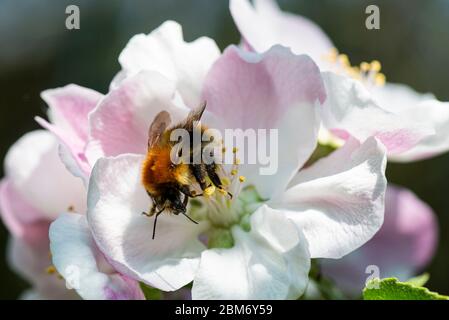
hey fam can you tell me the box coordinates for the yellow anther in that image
[204,185,216,196]
[231,169,238,176]
[235,158,241,165]
[375,73,386,86]
[348,66,360,79]
[360,61,370,72]
[239,176,246,183]
[325,47,338,62]
[232,147,239,154]
[218,188,227,195]
[370,60,382,72]
[46,265,57,275]
[330,47,338,56]
[67,205,75,212]
[338,54,350,66]
[222,147,227,153]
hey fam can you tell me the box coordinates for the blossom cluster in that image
[0,0,446,300]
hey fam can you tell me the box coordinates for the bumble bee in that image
[141,102,228,239]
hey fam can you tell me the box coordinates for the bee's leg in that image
[152,207,166,240]
[142,205,156,217]
[205,163,233,199]
[191,164,208,191]
[182,193,189,208]
[177,185,204,198]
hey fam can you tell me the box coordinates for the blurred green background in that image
[0,0,448,299]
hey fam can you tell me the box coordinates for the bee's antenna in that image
[181,212,199,225]
[152,208,165,240]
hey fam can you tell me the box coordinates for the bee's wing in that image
[186,101,207,126]
[148,111,172,149]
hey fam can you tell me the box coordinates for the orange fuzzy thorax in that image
[141,146,191,194]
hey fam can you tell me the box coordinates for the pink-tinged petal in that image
[50,213,145,300]
[192,205,310,300]
[36,85,103,180]
[35,117,91,182]
[4,131,86,220]
[118,21,220,108]
[203,45,325,129]
[89,71,189,159]
[202,45,325,198]
[7,236,79,300]
[321,72,434,155]
[273,137,387,259]
[321,184,438,296]
[230,0,334,70]
[41,84,103,142]
[372,83,449,162]
[87,154,208,291]
[0,179,50,243]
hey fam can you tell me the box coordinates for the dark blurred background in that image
[0,0,448,299]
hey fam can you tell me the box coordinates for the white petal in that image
[50,213,144,300]
[372,83,449,161]
[4,130,86,220]
[192,205,310,300]
[321,72,434,155]
[118,20,220,108]
[321,184,438,296]
[273,137,387,259]
[7,236,79,300]
[88,71,189,158]
[202,45,325,198]
[87,154,208,291]
[230,0,334,70]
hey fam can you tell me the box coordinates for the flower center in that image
[324,48,386,87]
[189,149,265,248]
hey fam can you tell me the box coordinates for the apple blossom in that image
[321,185,438,297]
[45,19,389,299]
[0,95,144,299]
[230,0,442,294]
[230,0,449,161]
[0,130,85,299]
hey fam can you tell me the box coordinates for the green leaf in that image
[406,273,430,287]
[140,283,163,300]
[363,278,449,300]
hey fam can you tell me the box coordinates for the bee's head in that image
[165,192,186,216]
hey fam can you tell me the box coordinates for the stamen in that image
[325,48,387,87]
[239,176,246,183]
[46,265,57,275]
[231,169,238,176]
[338,54,350,67]
[204,185,216,196]
[360,61,370,72]
[370,60,382,72]
[375,73,386,86]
